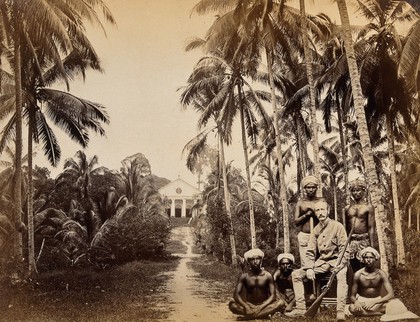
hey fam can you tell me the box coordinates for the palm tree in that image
[118,154,152,203]
[354,0,419,266]
[320,136,345,221]
[180,62,239,263]
[336,0,393,273]
[299,0,321,184]
[398,3,420,95]
[0,0,115,271]
[0,146,28,241]
[182,41,270,247]
[259,2,337,251]
[192,0,294,251]
[59,150,100,200]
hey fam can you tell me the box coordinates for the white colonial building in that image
[158,178,201,218]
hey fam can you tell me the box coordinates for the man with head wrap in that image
[273,253,295,313]
[348,247,396,317]
[345,178,376,272]
[229,248,283,319]
[294,175,325,267]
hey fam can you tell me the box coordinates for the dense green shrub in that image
[89,205,171,267]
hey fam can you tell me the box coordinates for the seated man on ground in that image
[349,246,418,320]
[229,248,283,320]
[273,253,295,313]
[286,200,349,321]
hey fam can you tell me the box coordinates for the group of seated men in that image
[228,176,419,321]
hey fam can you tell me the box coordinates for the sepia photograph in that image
[0,0,420,321]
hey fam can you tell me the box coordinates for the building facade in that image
[158,178,201,218]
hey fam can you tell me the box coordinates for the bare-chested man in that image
[345,179,375,272]
[294,175,324,267]
[229,248,283,320]
[348,246,414,321]
[273,253,295,313]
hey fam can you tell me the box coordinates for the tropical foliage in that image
[0,0,419,306]
[182,0,420,277]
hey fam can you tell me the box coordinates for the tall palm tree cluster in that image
[182,0,420,273]
[0,0,117,273]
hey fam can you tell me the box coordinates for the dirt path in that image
[165,226,235,322]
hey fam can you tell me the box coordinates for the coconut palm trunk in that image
[336,0,391,273]
[237,82,257,248]
[332,176,338,221]
[218,128,237,263]
[386,113,405,266]
[13,38,23,258]
[300,0,321,184]
[266,50,290,252]
[408,206,411,228]
[27,109,37,273]
[336,92,350,224]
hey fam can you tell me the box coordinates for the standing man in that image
[286,200,349,321]
[229,248,283,319]
[345,179,375,272]
[273,253,295,313]
[294,175,324,267]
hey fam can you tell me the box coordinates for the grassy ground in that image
[0,225,188,322]
[0,258,178,322]
[2,224,418,322]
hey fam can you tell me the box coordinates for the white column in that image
[182,198,186,217]
[171,198,175,217]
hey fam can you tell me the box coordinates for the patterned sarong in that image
[349,233,370,260]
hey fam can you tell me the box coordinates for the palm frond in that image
[34,109,61,166]
[398,19,420,92]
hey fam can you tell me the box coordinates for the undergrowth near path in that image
[0,258,178,322]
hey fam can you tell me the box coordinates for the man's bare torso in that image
[346,203,371,234]
[296,198,321,233]
[357,269,383,298]
[244,271,271,304]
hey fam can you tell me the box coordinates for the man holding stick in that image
[294,175,324,267]
[286,200,350,321]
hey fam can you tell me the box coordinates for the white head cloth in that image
[244,248,264,260]
[301,175,319,188]
[277,253,295,264]
[349,178,367,190]
[359,246,380,260]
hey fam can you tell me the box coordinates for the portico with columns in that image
[158,178,201,218]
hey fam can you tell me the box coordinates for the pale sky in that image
[28,0,382,186]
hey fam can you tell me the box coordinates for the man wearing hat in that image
[229,248,283,319]
[273,253,295,313]
[294,175,325,268]
[349,247,419,320]
[345,178,376,272]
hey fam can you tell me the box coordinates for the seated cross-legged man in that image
[349,246,419,321]
[228,248,283,320]
[349,247,393,316]
[286,200,349,322]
